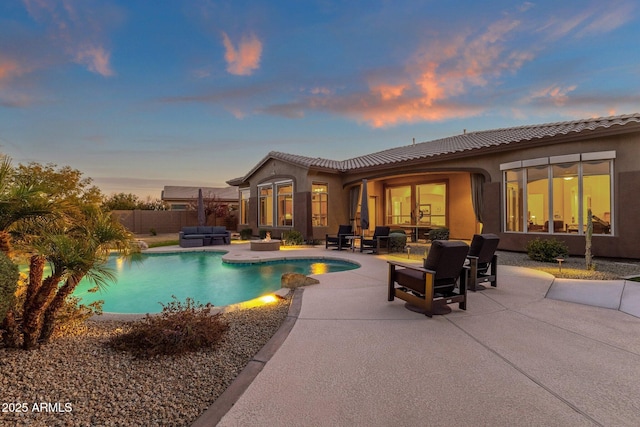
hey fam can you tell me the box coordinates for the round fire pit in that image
[250,239,281,251]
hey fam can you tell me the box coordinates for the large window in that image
[385,182,447,227]
[239,189,250,225]
[311,183,328,226]
[258,181,294,227]
[277,182,293,227]
[502,152,613,235]
[258,185,273,227]
[386,186,412,225]
[505,169,523,232]
[527,166,548,232]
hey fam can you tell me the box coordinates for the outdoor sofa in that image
[179,226,230,247]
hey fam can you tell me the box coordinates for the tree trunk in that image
[0,230,12,255]
[24,255,45,314]
[39,275,80,343]
[1,310,20,348]
[22,274,61,350]
[585,209,593,270]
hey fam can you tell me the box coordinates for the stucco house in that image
[228,113,640,259]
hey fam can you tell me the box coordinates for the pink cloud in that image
[74,45,114,77]
[221,32,262,76]
[0,59,24,82]
[321,17,530,128]
[21,0,118,77]
[528,85,578,106]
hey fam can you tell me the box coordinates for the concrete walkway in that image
[179,244,640,426]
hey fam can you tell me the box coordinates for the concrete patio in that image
[167,243,640,426]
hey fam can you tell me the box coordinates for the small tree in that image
[585,208,594,270]
[2,162,135,349]
[102,192,140,210]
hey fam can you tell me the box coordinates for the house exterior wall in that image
[475,131,640,259]
[231,124,640,259]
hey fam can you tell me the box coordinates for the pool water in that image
[72,252,358,313]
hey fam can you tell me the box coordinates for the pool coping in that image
[190,287,303,427]
[92,243,359,320]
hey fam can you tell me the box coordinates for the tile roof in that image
[346,113,640,170]
[228,113,640,184]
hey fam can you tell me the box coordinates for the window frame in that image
[501,152,614,235]
[311,182,329,227]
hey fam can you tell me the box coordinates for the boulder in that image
[281,273,320,289]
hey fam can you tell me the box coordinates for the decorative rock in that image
[136,240,149,250]
[281,273,320,288]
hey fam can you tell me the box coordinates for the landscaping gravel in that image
[0,297,291,427]
[496,250,640,279]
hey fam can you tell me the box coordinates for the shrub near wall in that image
[526,238,569,262]
[389,231,407,253]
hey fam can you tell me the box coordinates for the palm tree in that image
[0,155,54,255]
[18,205,135,348]
[0,155,55,346]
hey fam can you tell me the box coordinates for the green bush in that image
[107,297,228,358]
[0,252,19,323]
[240,228,253,240]
[389,232,407,253]
[283,230,304,246]
[428,227,449,241]
[526,238,569,262]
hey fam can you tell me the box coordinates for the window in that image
[505,170,523,232]
[551,163,578,233]
[239,189,250,225]
[385,182,447,227]
[312,183,328,226]
[258,185,273,227]
[526,166,549,232]
[583,161,611,234]
[386,186,412,225]
[417,183,446,226]
[276,182,293,227]
[502,153,613,235]
[258,181,294,227]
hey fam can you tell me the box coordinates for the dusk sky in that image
[1,0,639,199]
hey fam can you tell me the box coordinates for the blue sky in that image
[1,0,639,198]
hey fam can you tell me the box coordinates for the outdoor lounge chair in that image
[467,233,500,291]
[360,226,391,254]
[325,224,354,250]
[388,240,469,317]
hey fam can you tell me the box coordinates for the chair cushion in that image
[197,226,214,234]
[372,226,390,238]
[211,226,227,234]
[468,234,500,263]
[182,226,199,234]
[337,225,353,235]
[423,240,469,282]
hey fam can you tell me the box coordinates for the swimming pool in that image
[72,252,358,314]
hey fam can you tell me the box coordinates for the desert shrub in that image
[0,252,19,323]
[258,229,270,239]
[526,238,569,262]
[240,228,253,240]
[389,232,407,253]
[53,297,104,337]
[107,297,228,358]
[283,230,304,246]
[149,228,157,236]
[428,227,449,241]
